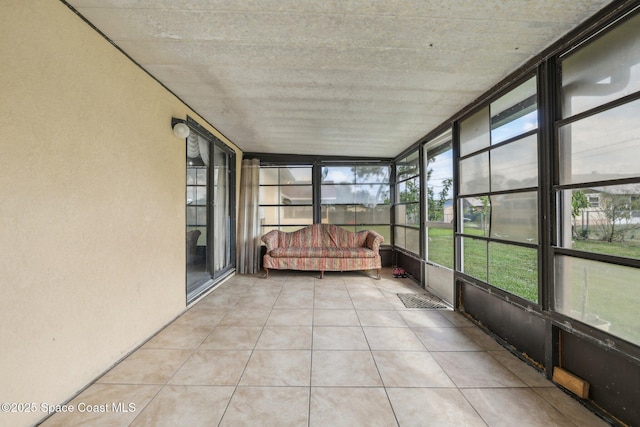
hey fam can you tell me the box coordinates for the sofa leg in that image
[320,270,324,279]
[263,268,269,279]
[376,269,381,280]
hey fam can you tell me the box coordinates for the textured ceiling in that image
[66,0,612,157]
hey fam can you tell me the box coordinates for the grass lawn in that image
[459,228,640,344]
[427,227,454,269]
[461,228,538,302]
[558,257,640,345]
[572,238,640,259]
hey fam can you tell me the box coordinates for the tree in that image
[572,191,589,218]
[571,190,590,239]
[594,192,640,243]
[427,177,452,221]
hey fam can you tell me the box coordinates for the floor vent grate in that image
[396,292,449,309]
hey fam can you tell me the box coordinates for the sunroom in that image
[2,0,639,426]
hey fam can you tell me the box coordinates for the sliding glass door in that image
[186,124,235,303]
[424,132,454,303]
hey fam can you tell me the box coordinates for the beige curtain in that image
[236,158,261,273]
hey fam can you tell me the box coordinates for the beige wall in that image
[0,1,242,425]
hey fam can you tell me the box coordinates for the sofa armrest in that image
[365,230,384,253]
[261,230,280,253]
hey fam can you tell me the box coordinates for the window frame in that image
[551,10,640,347]
[455,73,542,305]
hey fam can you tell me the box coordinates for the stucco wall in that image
[0,1,242,425]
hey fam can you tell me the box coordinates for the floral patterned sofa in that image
[261,224,384,279]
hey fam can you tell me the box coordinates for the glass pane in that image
[196,168,207,185]
[395,202,419,226]
[489,242,538,302]
[357,225,390,244]
[398,177,420,203]
[406,227,420,254]
[186,168,197,185]
[395,226,406,249]
[281,166,312,184]
[490,134,538,191]
[280,185,312,205]
[259,167,279,185]
[460,197,490,237]
[462,236,487,282]
[195,186,207,205]
[196,207,207,226]
[259,186,279,205]
[186,206,197,226]
[559,98,640,185]
[555,255,640,346]
[561,13,640,118]
[260,206,279,225]
[322,166,355,184]
[562,185,640,259]
[324,205,356,225]
[490,77,538,144]
[329,184,357,204]
[356,205,390,224]
[324,184,389,204]
[395,205,406,225]
[397,151,419,180]
[280,206,313,225]
[426,145,453,223]
[460,107,490,156]
[352,184,390,205]
[186,187,195,205]
[355,165,390,183]
[459,152,489,195]
[491,192,538,244]
[428,226,454,269]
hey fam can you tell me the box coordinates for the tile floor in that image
[42,270,609,426]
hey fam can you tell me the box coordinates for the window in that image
[395,151,420,254]
[259,166,313,234]
[554,13,640,346]
[457,76,540,303]
[321,164,391,242]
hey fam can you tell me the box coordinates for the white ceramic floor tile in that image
[313,309,360,326]
[312,350,383,386]
[363,327,426,351]
[239,350,311,386]
[310,387,398,427]
[220,387,309,426]
[199,325,263,350]
[169,350,251,385]
[312,326,370,350]
[387,388,487,427]
[432,352,527,388]
[130,385,234,427]
[51,271,608,427]
[462,388,578,427]
[254,325,312,349]
[373,350,455,387]
[41,384,160,427]
[97,349,193,385]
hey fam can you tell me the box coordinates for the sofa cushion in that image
[270,247,376,259]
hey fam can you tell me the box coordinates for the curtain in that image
[187,133,209,165]
[236,158,261,273]
[213,147,229,271]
